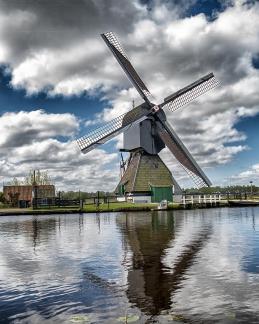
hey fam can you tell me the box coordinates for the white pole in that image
[182,195,186,207]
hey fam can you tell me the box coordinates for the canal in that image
[0,207,258,323]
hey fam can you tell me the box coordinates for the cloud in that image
[0,109,78,148]
[0,0,259,188]
[0,0,147,95]
[95,1,259,185]
[0,110,118,191]
[231,163,259,184]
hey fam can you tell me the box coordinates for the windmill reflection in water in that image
[117,212,212,317]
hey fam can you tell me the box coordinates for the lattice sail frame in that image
[101,32,153,104]
[77,106,148,153]
[161,73,219,112]
[102,32,129,59]
[77,114,127,153]
[156,119,212,188]
[182,166,208,189]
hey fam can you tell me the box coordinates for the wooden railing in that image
[181,194,222,207]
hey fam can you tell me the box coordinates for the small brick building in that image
[3,185,55,207]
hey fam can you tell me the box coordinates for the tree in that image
[23,170,53,185]
[24,170,34,185]
[0,192,6,204]
[7,170,53,186]
[9,177,21,186]
[185,185,259,194]
[8,192,20,207]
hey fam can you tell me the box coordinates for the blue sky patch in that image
[252,54,259,69]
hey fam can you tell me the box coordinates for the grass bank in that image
[0,201,231,216]
[0,202,162,215]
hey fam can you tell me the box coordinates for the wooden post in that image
[58,191,61,208]
[182,195,186,208]
[96,191,100,211]
[32,170,38,210]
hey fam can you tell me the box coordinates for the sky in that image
[0,0,259,191]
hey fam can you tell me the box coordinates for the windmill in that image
[77,32,219,202]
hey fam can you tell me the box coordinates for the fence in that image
[32,195,118,209]
[25,191,259,210]
[181,194,221,208]
[32,197,82,209]
[180,192,259,208]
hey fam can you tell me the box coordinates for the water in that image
[0,207,258,323]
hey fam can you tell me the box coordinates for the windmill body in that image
[123,118,165,154]
[120,111,177,202]
[77,31,219,201]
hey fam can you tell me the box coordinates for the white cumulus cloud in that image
[0,0,259,188]
[0,110,118,191]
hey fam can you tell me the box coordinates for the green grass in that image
[0,202,160,215]
[0,203,12,209]
[83,202,158,212]
[0,200,229,215]
[82,202,185,212]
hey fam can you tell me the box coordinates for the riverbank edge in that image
[0,201,235,216]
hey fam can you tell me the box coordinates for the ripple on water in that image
[0,210,259,323]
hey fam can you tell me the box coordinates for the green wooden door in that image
[151,186,173,203]
[118,184,125,195]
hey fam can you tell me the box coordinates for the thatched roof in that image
[116,151,173,193]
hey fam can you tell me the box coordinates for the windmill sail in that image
[161,73,219,112]
[77,105,149,154]
[77,30,219,190]
[156,119,211,188]
[101,32,153,104]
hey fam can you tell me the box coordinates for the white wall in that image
[132,196,151,203]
